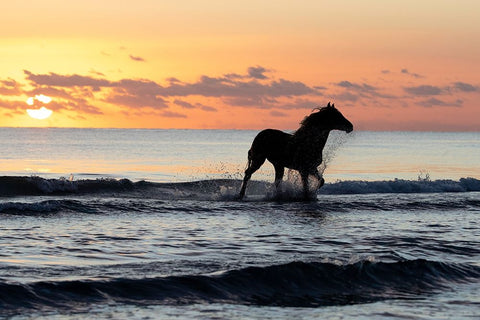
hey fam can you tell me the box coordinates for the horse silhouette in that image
[238,102,353,200]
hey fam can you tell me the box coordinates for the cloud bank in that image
[1,66,478,123]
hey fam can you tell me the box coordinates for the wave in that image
[320,177,480,195]
[0,259,478,314]
[1,176,480,198]
[0,176,136,197]
[2,194,480,216]
[0,199,99,215]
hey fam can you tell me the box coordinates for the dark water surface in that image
[1,130,479,319]
[1,178,479,319]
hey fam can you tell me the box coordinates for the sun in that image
[26,106,53,120]
[26,94,53,120]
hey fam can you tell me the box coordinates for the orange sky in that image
[1,1,479,130]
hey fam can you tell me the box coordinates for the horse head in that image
[301,102,353,133]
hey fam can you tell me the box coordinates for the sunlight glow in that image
[26,106,53,120]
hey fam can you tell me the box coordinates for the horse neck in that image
[293,126,330,149]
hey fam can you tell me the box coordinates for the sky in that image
[1,0,479,130]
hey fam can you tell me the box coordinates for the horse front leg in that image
[300,172,310,200]
[274,164,285,194]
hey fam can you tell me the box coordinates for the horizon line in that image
[0,126,479,133]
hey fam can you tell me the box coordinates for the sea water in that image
[0,128,479,319]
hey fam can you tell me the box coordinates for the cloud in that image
[89,69,105,76]
[59,99,104,114]
[24,71,167,109]
[106,79,168,109]
[224,73,244,80]
[14,67,331,116]
[7,65,479,127]
[404,85,443,96]
[174,99,195,109]
[25,66,319,104]
[161,110,187,118]
[24,70,112,88]
[401,68,423,78]
[224,96,267,107]
[200,105,217,112]
[129,55,146,62]
[0,98,23,110]
[166,77,182,84]
[247,66,269,79]
[174,99,217,112]
[0,79,21,95]
[334,80,395,100]
[106,93,167,109]
[158,66,319,104]
[453,82,478,92]
[0,75,104,115]
[27,86,77,101]
[336,81,377,92]
[158,76,318,100]
[418,98,463,108]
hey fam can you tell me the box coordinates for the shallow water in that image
[1,129,480,319]
[1,128,479,182]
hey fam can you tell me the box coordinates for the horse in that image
[238,102,353,200]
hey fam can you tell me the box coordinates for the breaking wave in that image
[320,177,480,195]
[1,176,479,198]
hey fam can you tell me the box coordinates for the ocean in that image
[0,128,479,319]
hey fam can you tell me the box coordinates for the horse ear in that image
[327,102,331,107]
[332,103,335,108]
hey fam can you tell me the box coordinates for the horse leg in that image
[300,172,310,200]
[238,152,266,199]
[313,169,325,189]
[273,164,285,194]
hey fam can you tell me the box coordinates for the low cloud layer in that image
[1,66,479,121]
[16,67,324,116]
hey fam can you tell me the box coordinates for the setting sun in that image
[25,94,53,120]
[26,106,53,120]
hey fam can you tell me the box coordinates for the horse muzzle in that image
[344,122,353,133]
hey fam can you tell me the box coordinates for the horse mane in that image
[299,103,334,128]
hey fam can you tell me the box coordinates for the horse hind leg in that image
[314,169,325,189]
[238,151,266,199]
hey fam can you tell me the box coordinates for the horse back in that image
[250,129,292,163]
